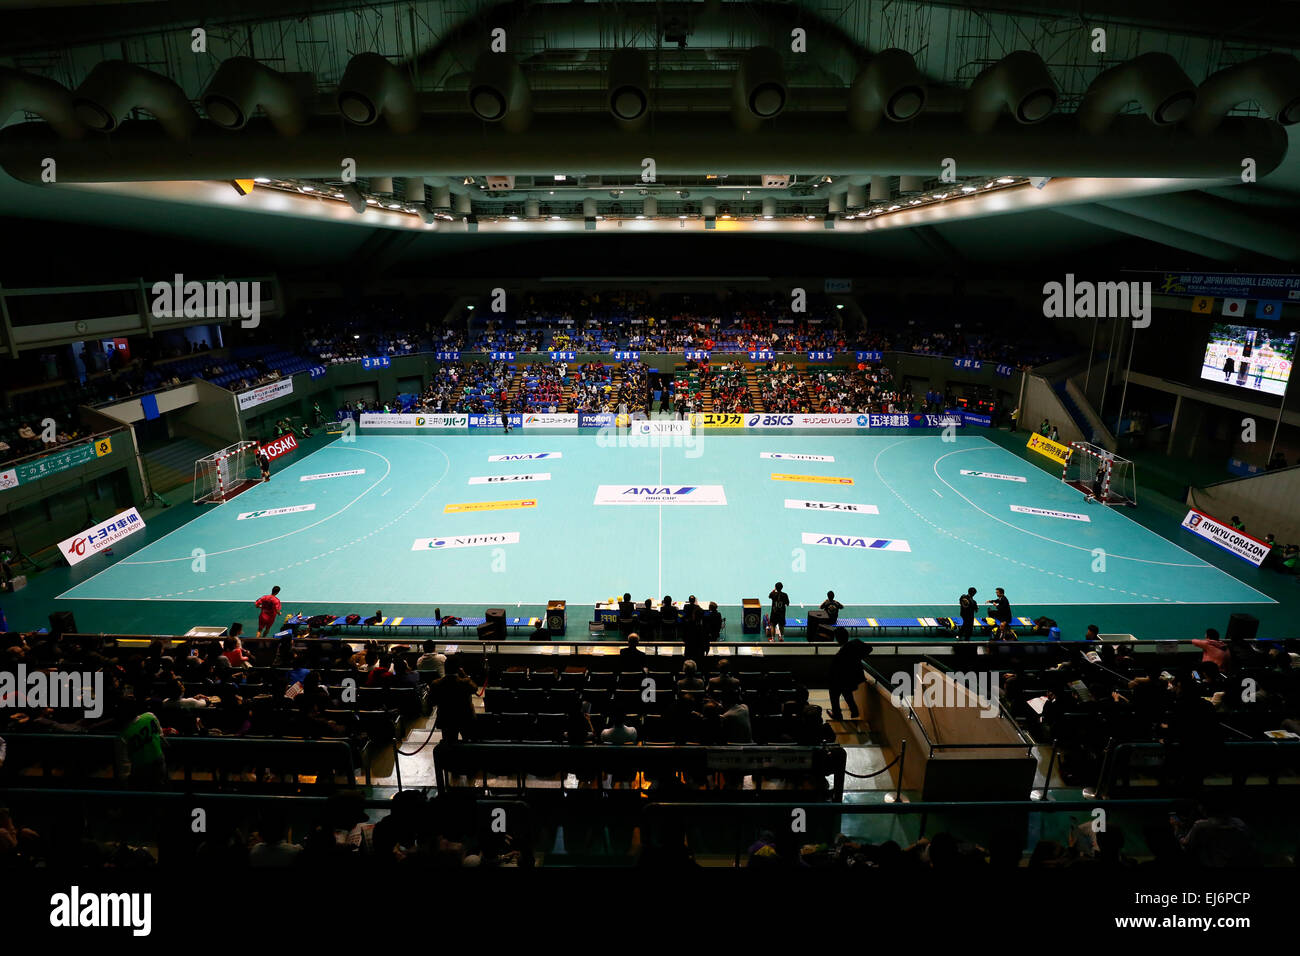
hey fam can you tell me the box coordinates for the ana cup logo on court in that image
[150,273,261,329]
[50,886,151,936]
[1,666,106,719]
[1041,274,1152,329]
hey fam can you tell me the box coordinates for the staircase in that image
[745,369,763,410]
[142,437,221,494]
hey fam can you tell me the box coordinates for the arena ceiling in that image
[1,0,1298,278]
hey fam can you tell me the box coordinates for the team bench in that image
[785,615,1039,637]
[281,613,542,637]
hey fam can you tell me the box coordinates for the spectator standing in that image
[957,587,978,639]
[768,582,790,636]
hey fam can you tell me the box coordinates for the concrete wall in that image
[1188,465,1300,543]
[1019,374,1085,446]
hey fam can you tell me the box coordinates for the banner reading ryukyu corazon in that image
[1180,508,1270,567]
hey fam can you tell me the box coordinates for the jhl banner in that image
[1026,432,1072,465]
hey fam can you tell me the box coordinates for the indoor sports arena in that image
[1,0,1299,923]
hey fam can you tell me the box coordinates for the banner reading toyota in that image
[59,508,146,566]
[1180,508,1271,566]
[236,378,294,411]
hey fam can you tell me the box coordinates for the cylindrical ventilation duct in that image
[582,197,597,217]
[524,197,540,218]
[1185,53,1300,135]
[848,49,926,132]
[338,53,419,134]
[432,184,452,210]
[371,176,393,194]
[468,52,533,131]
[869,175,890,201]
[642,195,658,216]
[607,48,649,129]
[202,58,304,135]
[0,68,83,139]
[454,192,472,215]
[899,175,925,193]
[405,178,426,202]
[963,51,1056,133]
[846,183,866,209]
[761,196,776,218]
[73,60,198,139]
[733,46,787,130]
[1077,52,1196,134]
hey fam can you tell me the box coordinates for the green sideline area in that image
[2,426,1294,641]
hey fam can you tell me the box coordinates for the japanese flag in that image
[1221,298,1247,316]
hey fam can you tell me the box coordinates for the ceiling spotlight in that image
[366,198,379,205]
[254,177,270,184]
[932,192,948,199]
[636,215,647,220]
[836,304,844,310]
[554,174,566,181]
[998,177,1015,184]
[467,305,475,311]
[301,185,315,192]
[508,215,519,220]
[888,204,900,211]
[679,215,687,219]
[551,215,561,220]
[961,185,977,193]
[353,334,360,339]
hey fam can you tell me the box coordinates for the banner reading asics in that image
[411,533,520,550]
[468,473,550,485]
[784,499,879,514]
[487,453,561,462]
[802,532,911,552]
[594,485,728,505]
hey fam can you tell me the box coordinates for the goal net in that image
[194,441,261,504]
[1062,441,1137,506]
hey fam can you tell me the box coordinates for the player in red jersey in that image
[254,585,282,639]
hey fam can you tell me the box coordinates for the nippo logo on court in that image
[412,533,520,550]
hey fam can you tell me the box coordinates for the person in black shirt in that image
[619,633,649,671]
[820,591,843,625]
[768,582,790,636]
[829,629,873,721]
[637,599,661,641]
[957,587,978,639]
[500,395,512,433]
[617,592,637,638]
[988,587,1011,625]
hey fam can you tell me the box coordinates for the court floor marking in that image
[61,438,452,602]
[872,436,1177,603]
[932,447,1199,567]
[933,443,1274,602]
[115,445,395,566]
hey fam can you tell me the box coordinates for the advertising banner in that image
[520,414,578,428]
[258,433,299,461]
[359,413,468,428]
[1180,508,1270,566]
[594,485,728,505]
[237,378,294,411]
[1026,432,1073,465]
[689,412,745,428]
[59,508,145,566]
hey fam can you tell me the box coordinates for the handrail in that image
[1196,460,1300,490]
[0,424,129,471]
[920,654,1037,751]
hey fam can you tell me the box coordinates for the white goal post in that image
[193,440,262,504]
[1061,441,1137,506]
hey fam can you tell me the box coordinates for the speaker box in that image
[476,622,496,639]
[49,610,78,638]
[485,607,506,639]
[807,609,830,641]
[1226,613,1259,642]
